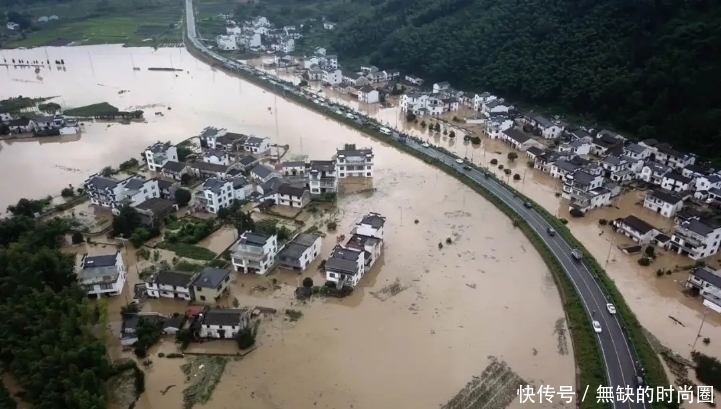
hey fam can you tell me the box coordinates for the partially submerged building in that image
[325,212,385,289]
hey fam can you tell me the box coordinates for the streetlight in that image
[691,307,710,352]
[604,239,614,270]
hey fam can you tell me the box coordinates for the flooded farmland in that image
[0,46,574,408]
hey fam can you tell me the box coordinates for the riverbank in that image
[181,17,673,409]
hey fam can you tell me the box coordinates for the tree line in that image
[0,198,129,409]
[323,0,721,158]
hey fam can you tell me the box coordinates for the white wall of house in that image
[146,283,192,300]
[80,254,126,297]
[200,323,241,339]
[643,196,683,218]
[322,69,343,85]
[541,125,564,139]
[661,176,691,193]
[203,153,230,165]
[358,90,379,104]
[669,225,721,260]
[325,254,364,287]
[231,234,279,275]
[145,146,179,172]
[273,191,309,208]
[216,35,238,51]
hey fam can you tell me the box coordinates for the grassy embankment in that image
[64,103,118,117]
[2,0,183,48]
[184,34,675,409]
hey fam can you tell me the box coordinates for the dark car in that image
[547,227,556,236]
[463,165,471,171]
[523,201,532,208]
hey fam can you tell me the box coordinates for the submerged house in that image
[325,212,385,290]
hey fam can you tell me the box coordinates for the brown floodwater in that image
[1,46,575,408]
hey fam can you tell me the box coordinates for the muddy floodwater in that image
[0,46,574,408]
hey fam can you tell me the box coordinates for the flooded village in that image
[0,17,720,409]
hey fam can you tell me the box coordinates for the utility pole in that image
[691,308,710,352]
[605,240,613,269]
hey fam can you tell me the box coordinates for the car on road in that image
[422,143,430,148]
[546,227,556,237]
[455,158,464,164]
[571,249,583,260]
[463,165,471,171]
[606,303,616,314]
[523,201,532,208]
[592,320,602,333]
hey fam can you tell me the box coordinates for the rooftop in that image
[325,246,361,274]
[692,266,721,289]
[244,136,268,147]
[189,161,229,173]
[624,143,647,154]
[277,183,307,198]
[240,231,273,246]
[359,213,385,229]
[135,198,176,214]
[647,189,682,205]
[202,308,244,327]
[147,142,172,153]
[251,164,276,179]
[86,175,120,190]
[162,161,187,173]
[203,178,229,194]
[503,129,530,144]
[618,215,657,235]
[78,252,120,284]
[191,267,230,288]
[150,270,195,287]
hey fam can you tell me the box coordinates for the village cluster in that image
[77,126,386,344]
[0,110,82,135]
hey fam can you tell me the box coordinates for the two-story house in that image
[357,86,379,104]
[281,161,307,176]
[77,252,126,298]
[190,267,231,302]
[198,308,246,339]
[84,174,125,208]
[525,114,564,139]
[611,215,660,244]
[308,160,337,194]
[558,139,592,156]
[231,231,278,275]
[335,145,374,178]
[686,266,721,306]
[325,212,386,289]
[250,164,280,184]
[404,75,424,86]
[661,172,693,193]
[146,269,197,300]
[643,189,684,218]
[161,161,188,181]
[277,233,322,271]
[655,144,696,169]
[322,69,343,85]
[202,149,230,166]
[694,174,721,199]
[121,177,160,210]
[325,245,365,289]
[241,136,271,154]
[623,143,651,161]
[273,184,310,208]
[639,162,672,186]
[144,142,179,172]
[668,218,721,260]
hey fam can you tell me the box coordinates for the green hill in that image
[323,0,721,156]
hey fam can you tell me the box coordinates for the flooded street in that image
[0,46,574,408]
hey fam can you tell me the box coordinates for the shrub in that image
[507,152,518,162]
[235,321,260,349]
[569,208,585,218]
[599,219,608,225]
[61,186,75,197]
[449,131,456,138]
[527,160,535,168]
[327,221,337,231]
[302,277,313,288]
[638,257,651,266]
[406,112,416,122]
[498,164,504,170]
[285,309,303,321]
[656,269,665,277]
[175,188,192,207]
[490,158,498,165]
[513,173,521,180]
[160,243,216,260]
[645,246,655,257]
[691,351,721,390]
[420,120,427,128]
[71,232,84,244]
[559,218,568,224]
[703,337,711,345]
[470,136,481,144]
[504,168,512,175]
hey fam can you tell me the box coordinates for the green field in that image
[2,0,184,48]
[64,102,119,117]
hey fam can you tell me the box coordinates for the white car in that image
[592,320,602,333]
[422,143,430,148]
[606,303,616,314]
[455,158,464,164]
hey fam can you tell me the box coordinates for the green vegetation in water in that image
[691,351,721,392]
[159,243,217,260]
[0,96,54,113]
[2,0,183,48]
[245,0,721,158]
[285,309,303,322]
[64,102,119,117]
[181,356,229,409]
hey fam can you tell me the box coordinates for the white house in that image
[216,35,238,51]
[196,178,233,214]
[121,177,160,210]
[31,115,57,132]
[281,161,306,176]
[357,85,379,104]
[558,139,592,156]
[562,170,610,213]
[308,65,324,81]
[273,184,310,208]
[7,118,32,133]
[341,70,369,87]
[77,252,126,298]
[400,93,444,116]
[661,172,693,193]
[623,143,651,161]
[161,161,188,181]
[483,99,511,114]
[231,231,278,275]
[84,175,125,208]
[250,164,280,183]
[655,144,696,169]
[694,175,721,199]
[325,213,385,289]
[277,233,322,271]
[612,215,659,244]
[309,160,337,194]
[278,38,295,53]
[241,136,271,154]
[501,129,543,151]
[322,69,343,85]
[198,308,246,339]
[190,267,231,301]
[335,145,374,178]
[144,142,179,172]
[0,109,11,122]
[643,189,684,218]
[668,218,721,260]
[321,55,338,70]
[146,269,196,300]
[202,148,230,166]
[686,267,721,304]
[524,114,564,139]
[640,162,672,186]
[432,82,451,93]
[405,75,424,86]
[323,21,336,29]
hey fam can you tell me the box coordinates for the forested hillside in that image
[324,0,721,154]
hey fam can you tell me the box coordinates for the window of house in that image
[224,276,230,282]
[200,295,206,301]
[196,286,203,291]
[99,283,113,290]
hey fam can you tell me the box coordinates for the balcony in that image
[672,229,703,249]
[233,257,262,268]
[232,245,265,261]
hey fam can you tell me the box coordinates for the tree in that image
[490,158,498,165]
[175,188,192,207]
[177,145,193,162]
[101,166,115,177]
[569,208,585,218]
[507,152,518,161]
[470,136,481,144]
[112,205,142,237]
[38,102,61,114]
[217,207,231,220]
[231,211,255,236]
[61,185,75,197]
[71,232,84,244]
[130,228,149,248]
[433,123,441,132]
[449,131,456,138]
[645,246,655,257]
[406,112,417,122]
[513,173,521,180]
[420,120,427,128]
[302,277,313,288]
[235,321,259,349]
[7,197,51,217]
[7,11,31,30]
[180,173,192,185]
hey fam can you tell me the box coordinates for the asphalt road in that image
[408,139,647,408]
[184,0,645,405]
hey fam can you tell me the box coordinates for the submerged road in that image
[183,0,646,406]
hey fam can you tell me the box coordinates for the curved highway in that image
[183,0,646,405]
